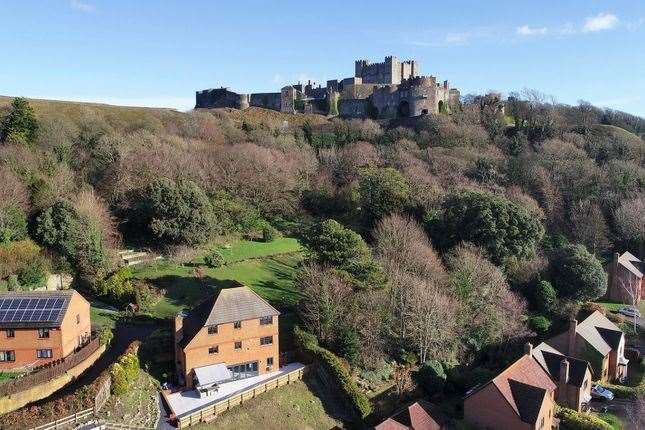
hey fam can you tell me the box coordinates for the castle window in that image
[208,325,218,334]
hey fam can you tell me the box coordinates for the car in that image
[591,384,614,401]
[618,306,642,318]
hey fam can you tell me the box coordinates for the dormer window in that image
[208,325,218,334]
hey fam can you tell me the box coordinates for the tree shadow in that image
[303,368,364,429]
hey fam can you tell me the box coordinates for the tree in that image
[302,219,384,288]
[533,280,557,314]
[358,167,411,223]
[0,206,28,244]
[430,190,544,265]
[1,97,38,144]
[203,248,225,268]
[614,197,645,255]
[139,178,215,245]
[548,243,607,302]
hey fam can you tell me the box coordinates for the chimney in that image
[174,311,184,345]
[559,358,570,385]
[524,342,533,357]
[567,319,578,355]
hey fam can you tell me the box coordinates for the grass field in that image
[190,380,343,430]
[133,238,303,319]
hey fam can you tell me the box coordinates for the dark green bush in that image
[295,326,372,418]
[417,360,447,396]
[548,243,607,302]
[203,248,225,268]
[557,407,613,430]
[262,224,279,242]
[528,314,553,335]
[17,257,48,290]
[533,280,557,313]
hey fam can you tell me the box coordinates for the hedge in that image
[557,407,613,430]
[294,326,372,418]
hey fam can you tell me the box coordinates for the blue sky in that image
[2,0,644,116]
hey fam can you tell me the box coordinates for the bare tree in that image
[617,277,641,332]
[625,393,645,430]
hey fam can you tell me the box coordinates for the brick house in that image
[174,286,280,391]
[0,290,91,371]
[464,346,558,430]
[532,342,593,412]
[605,251,643,305]
[375,400,449,430]
[544,311,628,382]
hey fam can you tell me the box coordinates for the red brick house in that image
[544,311,628,382]
[605,251,643,305]
[375,400,449,430]
[532,342,593,412]
[0,290,91,371]
[464,346,558,430]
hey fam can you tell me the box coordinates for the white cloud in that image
[516,25,548,36]
[583,13,618,32]
[70,0,94,13]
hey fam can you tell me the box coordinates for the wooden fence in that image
[30,408,94,430]
[0,338,101,397]
[176,366,306,428]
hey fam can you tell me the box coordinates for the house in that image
[464,344,558,430]
[605,251,643,305]
[544,311,628,382]
[0,290,91,371]
[375,400,449,430]
[532,342,593,412]
[174,286,280,390]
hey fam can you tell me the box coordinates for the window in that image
[208,346,219,354]
[234,341,242,349]
[233,321,242,329]
[208,325,218,334]
[583,380,588,390]
[260,336,273,346]
[539,416,544,430]
[0,351,15,362]
[227,361,259,380]
[267,357,274,366]
[260,316,273,325]
[37,349,53,359]
[76,314,80,324]
[6,329,14,338]
[38,328,50,338]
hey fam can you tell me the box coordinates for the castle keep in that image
[195,56,460,119]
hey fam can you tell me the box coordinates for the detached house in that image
[464,345,558,430]
[375,400,449,430]
[544,311,628,382]
[532,342,593,412]
[605,251,643,305]
[174,286,280,392]
[0,290,91,371]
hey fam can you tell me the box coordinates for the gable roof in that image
[617,252,643,278]
[532,342,592,387]
[376,400,448,430]
[466,355,556,425]
[0,290,77,328]
[576,311,623,355]
[179,286,280,349]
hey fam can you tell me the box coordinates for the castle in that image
[195,56,460,119]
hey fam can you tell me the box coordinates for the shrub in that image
[17,257,48,290]
[110,362,128,395]
[533,280,557,313]
[261,224,279,242]
[417,360,447,396]
[337,327,360,365]
[99,326,113,346]
[295,326,372,418]
[557,407,613,430]
[0,206,28,244]
[203,248,225,268]
[528,314,553,335]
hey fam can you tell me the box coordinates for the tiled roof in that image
[376,400,448,430]
[576,311,623,356]
[0,290,75,328]
[617,252,643,278]
[467,355,555,425]
[179,286,280,349]
[533,342,591,387]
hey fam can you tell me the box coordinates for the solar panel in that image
[0,299,9,310]
[0,293,71,325]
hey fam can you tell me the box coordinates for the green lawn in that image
[90,304,120,329]
[132,239,304,319]
[190,380,343,430]
[594,300,645,314]
[197,237,302,264]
